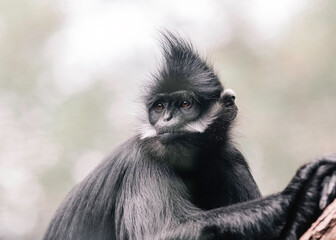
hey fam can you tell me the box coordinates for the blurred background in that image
[0,0,335,239]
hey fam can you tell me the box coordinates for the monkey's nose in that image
[163,112,173,121]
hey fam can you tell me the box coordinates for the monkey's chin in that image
[158,132,185,144]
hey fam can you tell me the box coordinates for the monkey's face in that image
[147,90,201,144]
[141,89,237,145]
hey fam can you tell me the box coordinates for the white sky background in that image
[49,0,307,95]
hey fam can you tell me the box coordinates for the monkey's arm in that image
[201,157,336,240]
[161,156,336,240]
[220,146,262,204]
[197,145,262,208]
[199,88,261,206]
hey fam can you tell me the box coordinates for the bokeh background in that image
[0,0,335,239]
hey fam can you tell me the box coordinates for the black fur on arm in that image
[158,157,336,240]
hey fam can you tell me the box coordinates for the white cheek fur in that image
[139,123,157,139]
[182,102,221,133]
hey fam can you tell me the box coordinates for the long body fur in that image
[44,135,262,239]
[43,133,336,240]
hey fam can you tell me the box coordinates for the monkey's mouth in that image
[157,131,185,144]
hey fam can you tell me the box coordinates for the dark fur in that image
[145,32,223,106]
[43,32,336,240]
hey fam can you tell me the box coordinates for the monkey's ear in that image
[220,89,236,107]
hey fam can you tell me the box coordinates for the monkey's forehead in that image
[152,90,193,99]
[148,74,223,103]
[146,90,195,105]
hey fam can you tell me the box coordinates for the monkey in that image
[43,32,336,240]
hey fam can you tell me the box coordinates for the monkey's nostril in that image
[164,114,173,121]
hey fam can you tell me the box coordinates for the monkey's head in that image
[139,32,237,147]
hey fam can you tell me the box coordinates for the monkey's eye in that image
[155,103,164,112]
[180,100,191,109]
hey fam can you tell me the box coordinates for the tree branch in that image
[300,199,336,240]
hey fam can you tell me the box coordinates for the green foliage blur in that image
[0,0,335,239]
